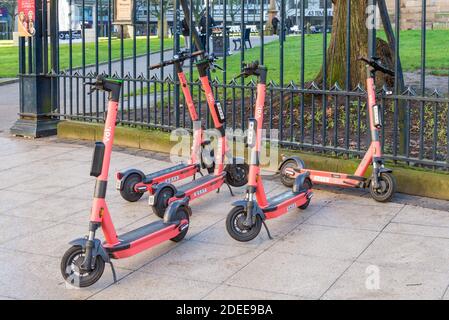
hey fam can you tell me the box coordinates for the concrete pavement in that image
[1,133,449,299]
[3,72,449,300]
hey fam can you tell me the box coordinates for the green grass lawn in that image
[213,29,449,84]
[128,29,449,98]
[1,30,447,80]
[0,36,175,78]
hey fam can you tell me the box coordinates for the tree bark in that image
[314,0,394,89]
[157,17,169,39]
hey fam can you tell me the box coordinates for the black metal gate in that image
[15,0,449,169]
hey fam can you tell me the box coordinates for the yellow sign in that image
[114,0,135,25]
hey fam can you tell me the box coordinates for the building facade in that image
[385,0,449,29]
[0,6,12,40]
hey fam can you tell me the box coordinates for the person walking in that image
[199,9,216,52]
[271,16,279,35]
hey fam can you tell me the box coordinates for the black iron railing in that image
[17,0,449,169]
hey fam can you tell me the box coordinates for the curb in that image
[0,78,19,86]
[57,120,449,201]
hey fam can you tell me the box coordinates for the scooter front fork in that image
[81,222,100,271]
[371,159,384,189]
[244,193,256,227]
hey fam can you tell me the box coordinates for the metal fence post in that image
[174,0,181,127]
[11,0,58,138]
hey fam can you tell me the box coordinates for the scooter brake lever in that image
[87,86,97,95]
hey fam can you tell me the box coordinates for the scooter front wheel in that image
[120,173,144,202]
[170,206,190,242]
[60,245,105,288]
[226,207,262,242]
[370,172,396,203]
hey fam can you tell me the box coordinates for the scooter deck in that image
[263,191,298,212]
[118,220,175,243]
[174,172,226,198]
[106,219,186,258]
[295,168,365,188]
[143,163,196,184]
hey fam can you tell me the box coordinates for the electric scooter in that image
[61,76,191,287]
[115,49,216,218]
[225,62,313,242]
[146,54,249,218]
[279,56,396,203]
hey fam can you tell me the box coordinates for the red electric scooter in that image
[225,62,313,242]
[115,49,216,218]
[61,76,191,287]
[279,57,396,202]
[146,54,249,218]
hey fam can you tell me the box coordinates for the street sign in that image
[18,0,36,37]
[113,0,135,25]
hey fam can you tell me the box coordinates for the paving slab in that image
[393,205,449,228]
[203,284,301,300]
[90,271,216,300]
[305,202,403,231]
[4,195,91,222]
[0,248,131,299]
[322,262,449,300]
[0,190,46,214]
[1,131,449,299]
[384,222,449,239]
[0,214,56,245]
[270,224,379,261]
[141,241,264,284]
[226,251,352,299]
[357,232,449,274]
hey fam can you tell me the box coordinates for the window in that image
[319,0,332,9]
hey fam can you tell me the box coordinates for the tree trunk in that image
[157,16,169,38]
[314,0,394,89]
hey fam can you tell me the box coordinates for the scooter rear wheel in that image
[120,173,144,202]
[226,207,262,242]
[225,163,249,187]
[280,159,304,188]
[60,245,105,288]
[170,206,190,242]
[370,172,396,203]
[299,178,313,210]
[152,187,174,218]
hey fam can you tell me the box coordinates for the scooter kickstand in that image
[262,220,273,240]
[226,183,235,197]
[109,262,117,284]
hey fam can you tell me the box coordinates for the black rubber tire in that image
[225,163,249,187]
[152,187,174,219]
[370,172,396,203]
[299,178,313,210]
[60,245,105,288]
[120,173,144,202]
[170,206,190,242]
[280,159,303,188]
[226,206,262,242]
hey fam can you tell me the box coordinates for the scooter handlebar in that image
[359,56,395,76]
[149,50,204,70]
[234,61,261,79]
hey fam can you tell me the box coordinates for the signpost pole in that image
[11,0,58,138]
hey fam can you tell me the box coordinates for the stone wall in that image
[385,0,449,29]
